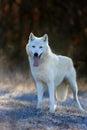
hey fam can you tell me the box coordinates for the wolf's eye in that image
[32,46,35,48]
[39,46,43,48]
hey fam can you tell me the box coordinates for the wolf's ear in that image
[29,32,35,41]
[42,34,48,42]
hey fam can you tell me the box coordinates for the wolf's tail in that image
[55,82,68,101]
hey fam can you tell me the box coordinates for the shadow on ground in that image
[0,77,87,130]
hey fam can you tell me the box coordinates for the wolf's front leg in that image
[36,82,44,109]
[48,82,56,112]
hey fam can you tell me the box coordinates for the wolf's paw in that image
[78,107,85,112]
[37,102,43,109]
[49,104,57,113]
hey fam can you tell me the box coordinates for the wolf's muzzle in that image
[34,53,38,57]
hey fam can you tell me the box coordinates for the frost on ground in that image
[0,69,87,130]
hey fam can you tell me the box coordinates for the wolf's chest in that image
[31,64,52,83]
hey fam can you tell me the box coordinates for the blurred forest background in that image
[0,0,87,76]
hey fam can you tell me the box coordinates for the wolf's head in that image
[26,33,49,67]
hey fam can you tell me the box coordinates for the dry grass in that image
[0,53,87,130]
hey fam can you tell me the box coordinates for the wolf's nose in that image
[34,53,38,57]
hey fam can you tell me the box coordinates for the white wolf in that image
[26,33,84,112]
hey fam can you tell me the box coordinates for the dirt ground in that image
[0,71,87,130]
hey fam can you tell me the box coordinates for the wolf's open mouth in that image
[33,53,42,67]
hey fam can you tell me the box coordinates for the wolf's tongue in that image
[33,56,39,67]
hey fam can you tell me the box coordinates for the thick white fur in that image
[26,33,84,112]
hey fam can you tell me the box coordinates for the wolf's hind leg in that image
[55,81,68,102]
[67,74,84,111]
[71,81,84,111]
